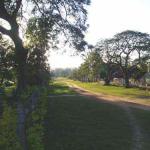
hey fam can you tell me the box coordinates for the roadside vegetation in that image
[0,1,150,150]
[69,31,150,89]
[49,80,76,95]
[45,80,150,150]
[66,79,150,100]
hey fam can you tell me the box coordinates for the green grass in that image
[132,109,150,150]
[45,96,133,150]
[49,80,76,95]
[66,79,150,100]
[0,86,15,103]
[45,82,134,150]
[44,80,150,150]
[4,86,15,96]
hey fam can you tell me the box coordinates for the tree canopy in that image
[72,30,150,87]
[0,0,90,90]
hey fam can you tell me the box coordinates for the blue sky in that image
[50,0,150,69]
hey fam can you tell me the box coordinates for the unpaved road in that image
[66,82,150,150]
[67,82,150,111]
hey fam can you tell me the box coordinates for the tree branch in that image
[0,2,13,24]
[32,0,44,15]
[0,25,11,36]
[12,0,22,18]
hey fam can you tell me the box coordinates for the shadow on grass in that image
[49,83,76,95]
[45,96,133,150]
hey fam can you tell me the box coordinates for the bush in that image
[0,103,22,150]
[0,86,49,150]
[26,87,48,150]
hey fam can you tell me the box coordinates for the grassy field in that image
[45,81,150,150]
[49,80,76,95]
[65,79,150,100]
[46,82,132,150]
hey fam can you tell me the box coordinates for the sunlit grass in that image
[4,86,15,96]
[49,80,76,95]
[45,78,150,150]
[65,79,150,100]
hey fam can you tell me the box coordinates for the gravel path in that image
[123,106,143,150]
[67,82,150,111]
[66,82,149,150]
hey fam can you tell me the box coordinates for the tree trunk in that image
[104,78,110,85]
[104,65,111,85]
[10,23,28,92]
[17,102,28,150]
[0,77,4,85]
[0,2,29,91]
[15,43,28,92]
[124,73,130,88]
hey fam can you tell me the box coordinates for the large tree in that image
[95,39,118,85]
[109,30,150,87]
[95,31,150,87]
[0,0,90,91]
[85,51,102,82]
[71,51,103,82]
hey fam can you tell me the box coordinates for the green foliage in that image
[51,68,74,78]
[26,88,49,150]
[130,64,147,81]
[18,86,38,103]
[0,0,90,90]
[49,80,76,95]
[0,36,15,86]
[25,19,51,86]
[0,86,49,150]
[0,103,22,150]
[24,0,90,51]
[73,30,150,87]
[27,124,44,150]
[66,79,150,100]
[95,31,150,87]
[26,47,50,86]
[99,63,108,78]
[71,51,102,82]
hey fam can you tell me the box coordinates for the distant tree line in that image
[70,30,150,88]
[51,68,74,78]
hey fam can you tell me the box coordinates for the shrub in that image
[26,87,48,150]
[0,103,22,150]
